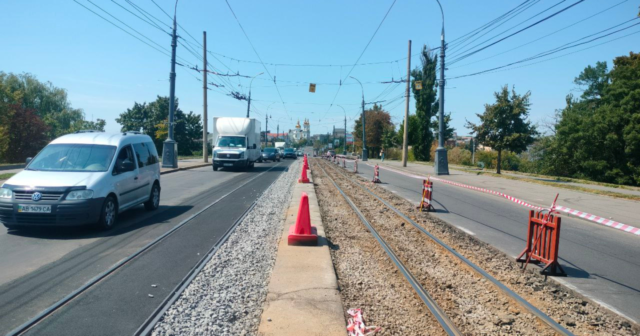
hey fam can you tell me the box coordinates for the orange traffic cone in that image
[303,155,309,170]
[298,163,310,183]
[288,192,317,245]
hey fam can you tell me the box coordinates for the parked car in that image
[0,132,161,230]
[261,147,281,162]
[282,148,297,159]
[296,150,303,157]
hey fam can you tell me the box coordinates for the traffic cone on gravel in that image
[288,192,317,246]
[303,154,309,170]
[298,163,310,183]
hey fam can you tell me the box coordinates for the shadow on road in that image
[7,205,193,240]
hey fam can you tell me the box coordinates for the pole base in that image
[362,148,368,161]
[434,147,449,175]
[162,139,178,168]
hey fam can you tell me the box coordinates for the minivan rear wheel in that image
[144,183,160,211]
[97,196,117,230]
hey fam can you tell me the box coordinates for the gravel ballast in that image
[314,159,639,335]
[151,161,299,336]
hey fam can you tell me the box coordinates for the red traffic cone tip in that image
[288,192,317,246]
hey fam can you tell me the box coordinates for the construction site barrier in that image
[516,210,566,276]
[418,179,434,212]
[372,164,381,183]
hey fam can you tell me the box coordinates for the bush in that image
[447,147,473,166]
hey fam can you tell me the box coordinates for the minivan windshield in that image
[216,136,246,148]
[263,148,277,153]
[27,144,117,172]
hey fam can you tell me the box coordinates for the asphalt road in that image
[341,160,640,324]
[0,159,293,335]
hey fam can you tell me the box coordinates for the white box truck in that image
[211,117,261,171]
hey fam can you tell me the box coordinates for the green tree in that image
[466,85,537,174]
[396,114,420,147]
[353,104,394,157]
[0,105,49,163]
[117,96,203,156]
[551,53,640,185]
[410,45,438,161]
[431,112,455,143]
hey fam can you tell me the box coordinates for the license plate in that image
[18,204,52,213]
[223,163,233,167]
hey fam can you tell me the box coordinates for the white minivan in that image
[0,131,161,230]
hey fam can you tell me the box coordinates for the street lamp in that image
[434,0,449,175]
[246,72,264,118]
[162,0,180,168]
[349,76,367,161]
[337,105,347,156]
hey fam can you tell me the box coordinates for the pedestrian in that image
[380,148,385,162]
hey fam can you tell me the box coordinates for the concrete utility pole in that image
[162,0,180,168]
[402,40,411,167]
[471,137,475,165]
[265,114,270,148]
[434,0,449,175]
[277,124,279,143]
[246,72,264,118]
[202,31,208,163]
[350,76,367,161]
[344,114,347,156]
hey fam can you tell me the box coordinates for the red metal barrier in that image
[418,179,434,212]
[516,210,566,276]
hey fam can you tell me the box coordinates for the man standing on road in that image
[380,148,385,162]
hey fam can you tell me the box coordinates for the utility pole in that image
[402,40,411,167]
[344,114,347,155]
[265,114,269,148]
[202,31,208,163]
[471,137,475,165]
[162,1,179,168]
[350,76,367,161]
[246,72,264,118]
[434,0,449,175]
[277,124,279,143]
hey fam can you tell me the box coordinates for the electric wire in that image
[110,0,169,34]
[448,0,586,65]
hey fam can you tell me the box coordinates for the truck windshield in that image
[216,136,246,148]
[26,144,117,172]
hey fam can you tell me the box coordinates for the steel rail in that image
[317,163,463,336]
[322,159,574,336]
[6,162,286,336]
[135,169,286,335]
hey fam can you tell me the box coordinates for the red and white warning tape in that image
[346,308,381,336]
[367,163,640,236]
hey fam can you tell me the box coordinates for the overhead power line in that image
[448,0,586,65]
[323,0,398,118]
[224,0,290,118]
[451,0,631,69]
[110,0,169,34]
[449,19,640,80]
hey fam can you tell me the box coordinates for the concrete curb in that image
[258,168,347,336]
[160,163,210,175]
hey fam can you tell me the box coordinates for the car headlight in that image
[66,190,94,200]
[0,188,12,199]
[213,151,218,158]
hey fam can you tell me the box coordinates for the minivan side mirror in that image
[25,157,32,165]
[116,160,135,174]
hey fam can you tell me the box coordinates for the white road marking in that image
[456,226,475,236]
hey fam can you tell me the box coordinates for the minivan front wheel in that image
[98,196,117,230]
[145,183,160,211]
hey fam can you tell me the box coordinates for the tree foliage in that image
[0,105,49,162]
[396,114,420,147]
[411,45,438,161]
[353,103,394,156]
[0,72,93,162]
[432,112,455,141]
[549,52,640,185]
[467,85,537,174]
[116,96,203,156]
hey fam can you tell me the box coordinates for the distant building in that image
[333,128,346,139]
[288,119,311,143]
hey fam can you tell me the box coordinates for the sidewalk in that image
[411,160,640,198]
[368,159,640,228]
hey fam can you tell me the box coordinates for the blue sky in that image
[1,0,638,137]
